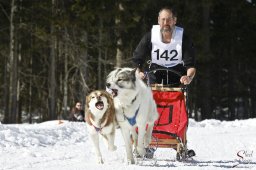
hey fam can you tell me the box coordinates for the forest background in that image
[0,0,255,123]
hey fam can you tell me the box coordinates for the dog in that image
[85,90,117,164]
[106,67,158,164]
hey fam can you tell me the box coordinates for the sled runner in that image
[146,68,195,161]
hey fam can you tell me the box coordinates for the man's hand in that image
[180,75,193,85]
[180,67,196,85]
[136,69,146,79]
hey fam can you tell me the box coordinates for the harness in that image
[93,125,102,132]
[124,107,140,126]
[89,117,104,133]
[122,95,140,126]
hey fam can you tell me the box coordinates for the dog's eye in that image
[91,96,95,99]
[118,76,128,81]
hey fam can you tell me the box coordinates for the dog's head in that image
[86,90,112,113]
[106,68,137,97]
[85,90,115,125]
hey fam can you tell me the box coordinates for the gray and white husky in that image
[106,67,158,164]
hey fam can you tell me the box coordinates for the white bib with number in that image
[151,25,183,67]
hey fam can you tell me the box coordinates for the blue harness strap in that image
[124,107,140,126]
[93,125,102,132]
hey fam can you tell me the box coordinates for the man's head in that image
[158,7,177,33]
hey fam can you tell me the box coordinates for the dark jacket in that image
[68,108,85,122]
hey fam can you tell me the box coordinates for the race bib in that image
[151,25,183,67]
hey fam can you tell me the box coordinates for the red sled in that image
[149,84,191,160]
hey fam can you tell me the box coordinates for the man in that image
[132,7,196,159]
[133,7,196,86]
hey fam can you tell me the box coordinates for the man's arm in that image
[180,32,196,85]
[133,32,151,71]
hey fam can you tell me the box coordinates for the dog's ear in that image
[131,68,137,75]
[130,68,137,82]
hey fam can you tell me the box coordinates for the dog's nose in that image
[106,83,111,88]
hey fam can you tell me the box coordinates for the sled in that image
[146,68,195,161]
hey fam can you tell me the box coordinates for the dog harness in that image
[93,125,102,132]
[124,107,140,126]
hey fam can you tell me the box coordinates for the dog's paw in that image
[133,148,141,158]
[144,148,155,159]
[97,157,104,164]
[137,147,146,157]
[126,158,135,165]
[109,145,117,151]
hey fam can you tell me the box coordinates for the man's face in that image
[158,10,176,32]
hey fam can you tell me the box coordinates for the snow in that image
[0,119,256,170]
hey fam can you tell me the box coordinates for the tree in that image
[5,0,19,123]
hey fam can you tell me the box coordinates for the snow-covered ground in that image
[0,119,256,170]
